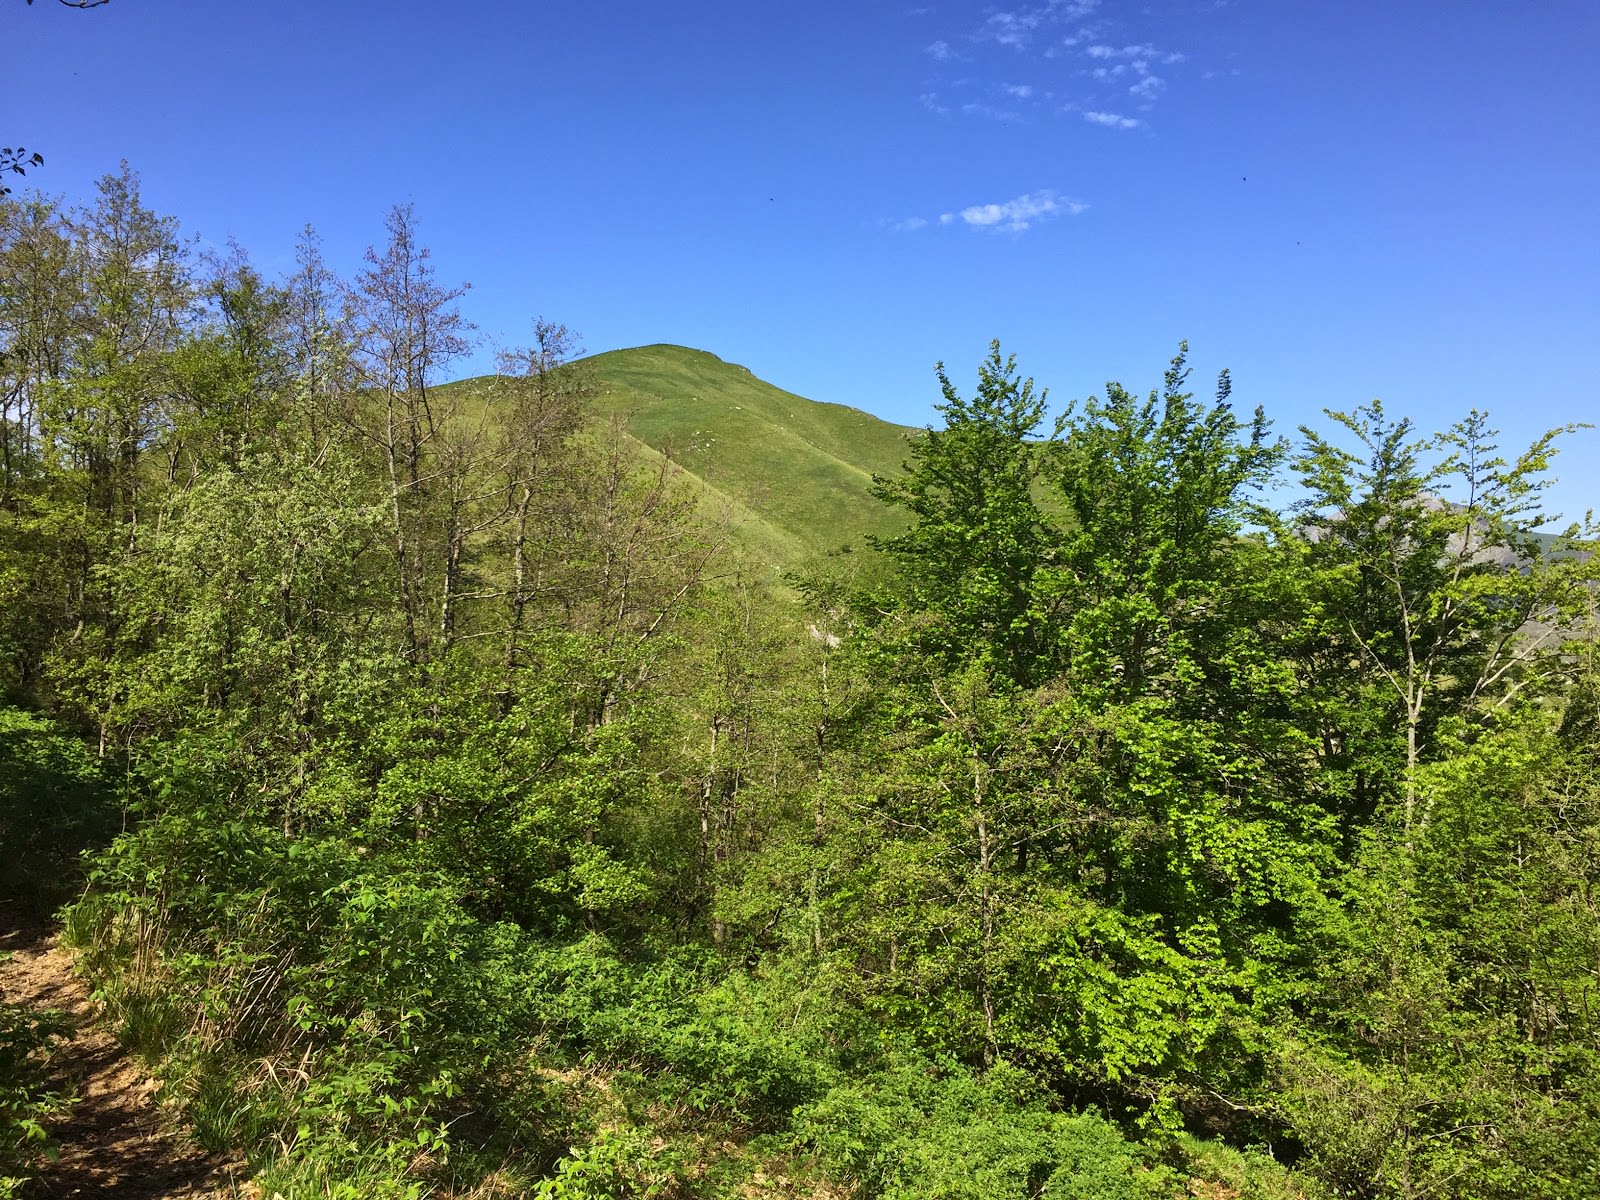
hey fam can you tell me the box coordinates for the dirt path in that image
[0,917,249,1200]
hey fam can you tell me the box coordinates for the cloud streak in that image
[886,189,1087,236]
[961,101,1022,122]
[1082,110,1142,129]
[954,189,1087,233]
[1087,42,1157,60]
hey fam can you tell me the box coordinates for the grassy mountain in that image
[451,344,920,584]
[583,344,918,572]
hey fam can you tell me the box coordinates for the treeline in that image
[2,167,1600,1199]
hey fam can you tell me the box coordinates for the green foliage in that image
[0,982,73,1198]
[8,171,1600,1200]
[871,340,1059,682]
[819,347,1331,1128]
[798,1059,1167,1199]
[51,448,398,771]
[535,940,832,1129]
[1275,705,1600,1199]
[1174,1134,1303,1200]
[0,706,115,912]
[532,1128,687,1200]
[67,797,543,1173]
[1053,343,1281,706]
[1290,402,1592,830]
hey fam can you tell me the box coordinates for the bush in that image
[796,1058,1170,1199]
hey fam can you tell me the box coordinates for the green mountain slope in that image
[582,344,918,571]
[443,343,918,585]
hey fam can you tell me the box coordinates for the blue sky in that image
[11,0,1600,518]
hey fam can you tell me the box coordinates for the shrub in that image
[796,1058,1170,1199]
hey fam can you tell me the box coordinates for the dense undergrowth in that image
[5,168,1600,1198]
[0,984,71,1200]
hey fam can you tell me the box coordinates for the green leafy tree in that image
[43,163,192,525]
[0,195,73,503]
[346,203,475,664]
[164,246,295,471]
[1053,343,1280,703]
[1280,702,1600,1199]
[1277,405,1600,1198]
[1292,402,1593,835]
[826,345,1327,1134]
[871,340,1061,684]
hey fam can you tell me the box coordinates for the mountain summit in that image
[585,345,916,568]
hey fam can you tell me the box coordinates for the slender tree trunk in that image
[974,762,997,1068]
[503,484,535,674]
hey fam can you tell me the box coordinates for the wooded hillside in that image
[4,170,1600,1200]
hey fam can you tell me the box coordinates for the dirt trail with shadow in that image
[1,915,249,1200]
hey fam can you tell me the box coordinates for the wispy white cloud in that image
[958,189,1086,233]
[985,10,1042,50]
[1129,73,1165,100]
[981,0,1101,50]
[1045,28,1099,58]
[919,91,949,115]
[1043,0,1101,21]
[1082,110,1142,129]
[962,100,1022,122]
[886,190,1085,237]
[917,0,1191,132]
[1078,39,1179,110]
[1087,42,1157,60]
